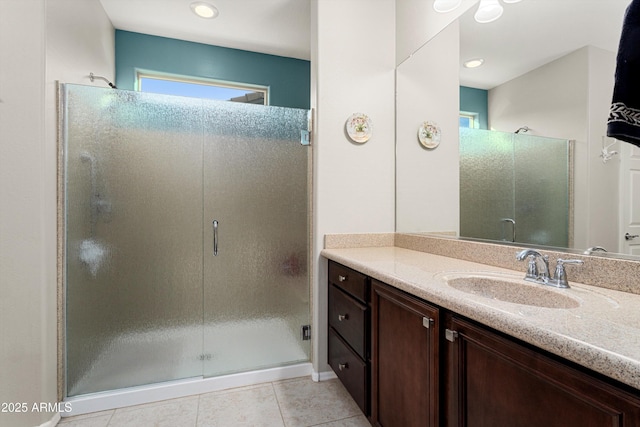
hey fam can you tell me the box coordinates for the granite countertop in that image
[321,246,640,390]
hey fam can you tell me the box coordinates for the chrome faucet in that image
[515,249,550,283]
[583,246,607,255]
[516,249,584,288]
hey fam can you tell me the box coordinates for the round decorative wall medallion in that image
[346,113,372,143]
[418,121,441,149]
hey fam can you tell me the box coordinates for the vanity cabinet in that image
[327,259,640,427]
[445,315,640,427]
[371,280,440,427]
[328,261,370,415]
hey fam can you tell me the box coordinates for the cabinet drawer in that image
[329,284,368,359]
[329,327,369,415]
[329,261,368,303]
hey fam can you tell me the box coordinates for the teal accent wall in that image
[460,86,488,129]
[115,30,310,109]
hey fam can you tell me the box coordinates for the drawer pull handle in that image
[338,314,349,321]
[338,275,348,282]
[338,363,349,371]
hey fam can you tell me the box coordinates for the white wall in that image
[587,46,618,251]
[0,2,50,426]
[0,0,114,425]
[396,23,461,233]
[311,0,396,375]
[489,46,617,251]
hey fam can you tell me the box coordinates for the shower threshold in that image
[64,318,311,417]
[63,362,312,417]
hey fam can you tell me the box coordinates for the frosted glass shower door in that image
[513,133,571,247]
[202,101,310,377]
[63,85,205,396]
[460,128,516,241]
[64,85,311,397]
[459,128,571,247]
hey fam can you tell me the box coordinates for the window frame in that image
[459,111,480,129]
[135,70,270,105]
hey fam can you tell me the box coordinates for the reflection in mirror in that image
[460,128,572,248]
[396,0,639,260]
[396,0,478,65]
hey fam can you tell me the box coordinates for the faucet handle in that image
[551,258,584,288]
[557,258,584,268]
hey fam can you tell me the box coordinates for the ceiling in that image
[99,0,311,60]
[99,0,629,89]
[459,0,629,89]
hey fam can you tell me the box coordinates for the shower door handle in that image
[501,218,516,242]
[213,220,219,256]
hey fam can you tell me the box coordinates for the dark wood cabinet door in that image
[371,280,440,427]
[446,315,640,427]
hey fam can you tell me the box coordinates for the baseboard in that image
[312,369,337,382]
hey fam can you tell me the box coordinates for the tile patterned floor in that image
[57,377,370,427]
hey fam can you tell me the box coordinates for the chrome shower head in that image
[89,72,117,89]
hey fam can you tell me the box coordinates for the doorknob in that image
[625,232,639,241]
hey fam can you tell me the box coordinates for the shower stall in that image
[459,128,572,248]
[61,84,311,401]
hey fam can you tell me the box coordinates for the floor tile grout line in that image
[63,377,364,427]
[270,381,288,427]
[105,408,115,426]
[195,392,202,427]
[308,414,367,426]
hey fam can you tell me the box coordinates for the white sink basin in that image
[442,273,580,309]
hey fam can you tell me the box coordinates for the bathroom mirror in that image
[395,0,639,259]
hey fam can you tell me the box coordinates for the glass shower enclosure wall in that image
[61,84,311,397]
[459,128,572,248]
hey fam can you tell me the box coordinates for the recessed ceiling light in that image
[464,58,485,68]
[190,2,219,19]
[433,0,463,13]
